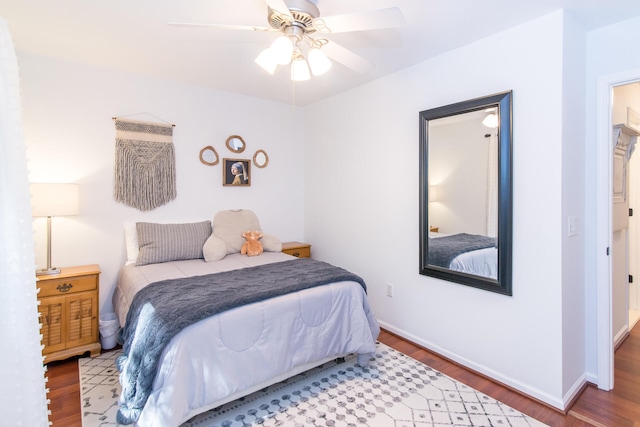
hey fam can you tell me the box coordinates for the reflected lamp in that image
[428,185,440,203]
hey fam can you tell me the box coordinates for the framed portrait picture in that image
[223,158,251,186]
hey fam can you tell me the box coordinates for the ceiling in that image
[2,0,640,106]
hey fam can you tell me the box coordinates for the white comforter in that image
[429,232,497,279]
[449,246,497,279]
[113,253,380,427]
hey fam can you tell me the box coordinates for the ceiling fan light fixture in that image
[291,56,311,81]
[255,48,278,74]
[173,1,404,83]
[308,47,331,76]
[270,35,294,65]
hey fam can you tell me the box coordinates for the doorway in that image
[596,71,640,391]
[611,83,640,346]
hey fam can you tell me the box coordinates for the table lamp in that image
[30,183,79,275]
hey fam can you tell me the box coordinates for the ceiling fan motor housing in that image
[268,0,319,33]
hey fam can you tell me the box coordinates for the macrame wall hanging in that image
[113,118,176,211]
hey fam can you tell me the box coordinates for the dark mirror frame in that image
[419,91,513,295]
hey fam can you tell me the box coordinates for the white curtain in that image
[0,18,50,426]
[486,132,498,237]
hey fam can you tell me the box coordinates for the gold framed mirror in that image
[225,135,246,153]
[199,146,219,166]
[253,149,269,168]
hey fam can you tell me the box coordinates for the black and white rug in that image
[79,343,547,427]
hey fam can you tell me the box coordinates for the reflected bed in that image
[428,232,497,279]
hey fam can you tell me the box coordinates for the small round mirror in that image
[225,135,246,153]
[253,149,269,168]
[199,146,219,166]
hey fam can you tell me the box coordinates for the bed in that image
[428,232,497,279]
[112,210,380,427]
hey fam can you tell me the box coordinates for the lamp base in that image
[36,267,61,276]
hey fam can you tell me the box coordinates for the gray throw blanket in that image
[429,233,496,268]
[116,258,367,424]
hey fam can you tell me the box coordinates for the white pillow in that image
[203,234,227,262]
[212,209,283,255]
[213,209,262,254]
[124,222,139,266]
[260,233,283,252]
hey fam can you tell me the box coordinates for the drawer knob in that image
[57,283,73,293]
[292,251,300,257]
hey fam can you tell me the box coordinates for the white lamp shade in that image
[270,36,293,65]
[308,48,332,76]
[30,183,79,217]
[255,48,278,74]
[482,113,498,128]
[291,58,311,81]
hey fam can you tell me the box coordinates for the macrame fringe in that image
[113,118,176,211]
[114,139,176,211]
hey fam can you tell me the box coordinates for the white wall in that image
[429,118,491,236]
[304,11,574,408]
[560,11,587,400]
[19,53,306,316]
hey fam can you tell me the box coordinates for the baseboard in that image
[379,321,567,411]
[562,372,589,410]
[630,309,640,329]
[614,325,629,350]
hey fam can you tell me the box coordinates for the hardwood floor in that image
[46,327,640,426]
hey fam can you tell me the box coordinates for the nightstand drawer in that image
[37,274,97,297]
[281,242,311,258]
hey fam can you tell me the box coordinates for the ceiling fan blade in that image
[322,41,374,74]
[315,7,404,34]
[167,22,272,32]
[263,0,292,20]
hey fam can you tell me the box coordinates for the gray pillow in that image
[136,221,212,266]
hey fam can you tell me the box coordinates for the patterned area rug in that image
[79,342,547,427]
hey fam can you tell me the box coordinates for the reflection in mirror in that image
[253,149,269,168]
[199,146,219,166]
[419,91,512,295]
[226,135,246,153]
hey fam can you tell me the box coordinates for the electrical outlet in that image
[386,283,394,297]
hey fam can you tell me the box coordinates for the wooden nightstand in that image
[36,265,101,363]
[429,226,439,232]
[281,242,311,258]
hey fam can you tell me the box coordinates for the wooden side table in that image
[36,264,101,363]
[281,241,311,258]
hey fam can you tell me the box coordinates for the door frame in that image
[596,69,640,390]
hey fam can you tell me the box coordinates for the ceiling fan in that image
[168,0,404,81]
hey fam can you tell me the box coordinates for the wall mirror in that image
[419,91,512,295]
[253,149,269,168]
[199,146,219,166]
[226,135,246,153]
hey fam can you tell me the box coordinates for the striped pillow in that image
[135,221,212,266]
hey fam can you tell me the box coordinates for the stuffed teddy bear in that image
[241,230,264,256]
